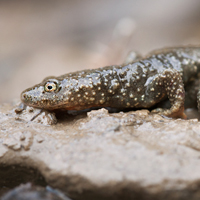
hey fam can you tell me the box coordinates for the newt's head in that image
[21,77,75,110]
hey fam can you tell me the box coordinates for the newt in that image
[20,46,200,119]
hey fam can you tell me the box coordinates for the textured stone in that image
[1,103,200,199]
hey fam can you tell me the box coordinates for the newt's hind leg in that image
[151,69,186,119]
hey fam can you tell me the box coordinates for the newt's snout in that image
[21,85,45,108]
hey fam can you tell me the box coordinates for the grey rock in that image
[0,103,200,200]
[2,183,71,200]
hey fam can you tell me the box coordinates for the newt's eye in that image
[44,82,57,92]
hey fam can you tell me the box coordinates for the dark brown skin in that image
[21,46,200,119]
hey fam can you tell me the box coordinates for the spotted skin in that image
[21,46,200,118]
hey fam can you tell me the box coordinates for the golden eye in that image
[44,82,57,92]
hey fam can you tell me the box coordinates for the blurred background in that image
[1,0,200,103]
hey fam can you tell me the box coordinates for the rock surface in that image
[2,183,71,200]
[1,102,200,199]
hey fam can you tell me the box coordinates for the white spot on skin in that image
[120,71,125,76]
[100,99,105,104]
[108,90,113,93]
[145,62,150,67]
[150,88,154,91]
[79,84,84,89]
[75,88,79,92]
[90,97,95,101]
[141,95,145,101]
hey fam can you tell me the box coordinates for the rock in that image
[1,103,200,199]
[1,183,71,200]
[14,103,57,125]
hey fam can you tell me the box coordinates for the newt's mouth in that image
[21,92,53,109]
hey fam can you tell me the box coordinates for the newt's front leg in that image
[151,69,186,119]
